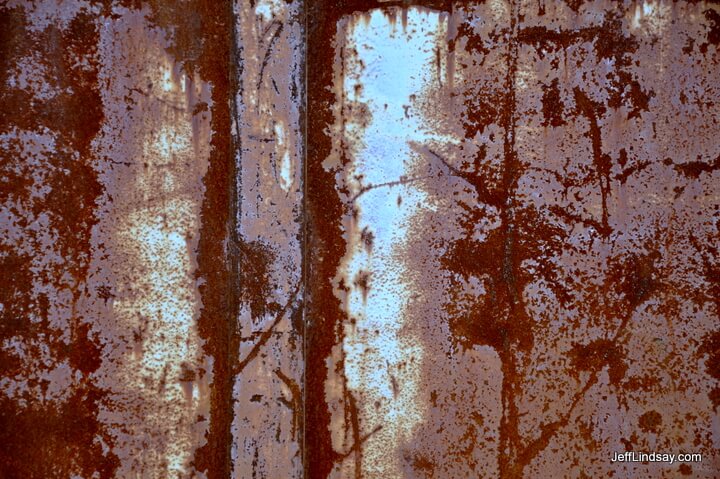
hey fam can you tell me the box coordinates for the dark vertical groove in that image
[301,0,309,475]
[498,1,522,477]
[227,1,242,476]
[192,0,239,477]
[305,2,342,475]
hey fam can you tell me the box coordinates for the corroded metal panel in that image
[0,1,238,477]
[1,0,304,477]
[88,8,213,477]
[0,3,121,476]
[232,0,304,477]
[2,0,720,478]
[306,1,720,478]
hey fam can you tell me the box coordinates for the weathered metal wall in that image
[1,0,719,478]
[0,1,237,477]
[305,1,720,478]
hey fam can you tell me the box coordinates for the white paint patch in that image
[333,8,444,478]
[254,0,283,22]
[629,0,672,35]
[275,122,294,191]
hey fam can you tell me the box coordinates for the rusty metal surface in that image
[232,0,304,477]
[1,0,719,478]
[305,1,720,478]
[0,1,235,477]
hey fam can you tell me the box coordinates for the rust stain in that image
[0,3,117,477]
[1,0,234,477]
[411,2,718,478]
[2,0,720,478]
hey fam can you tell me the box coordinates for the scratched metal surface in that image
[232,0,304,477]
[1,0,719,478]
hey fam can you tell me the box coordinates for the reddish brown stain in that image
[166,2,237,477]
[541,78,566,128]
[673,154,720,179]
[404,1,719,478]
[305,3,350,474]
[703,8,720,47]
[0,5,117,478]
[236,240,281,322]
[570,339,628,385]
[699,330,720,411]
[638,410,663,434]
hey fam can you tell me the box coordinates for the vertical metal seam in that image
[302,1,309,478]
[228,0,243,476]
